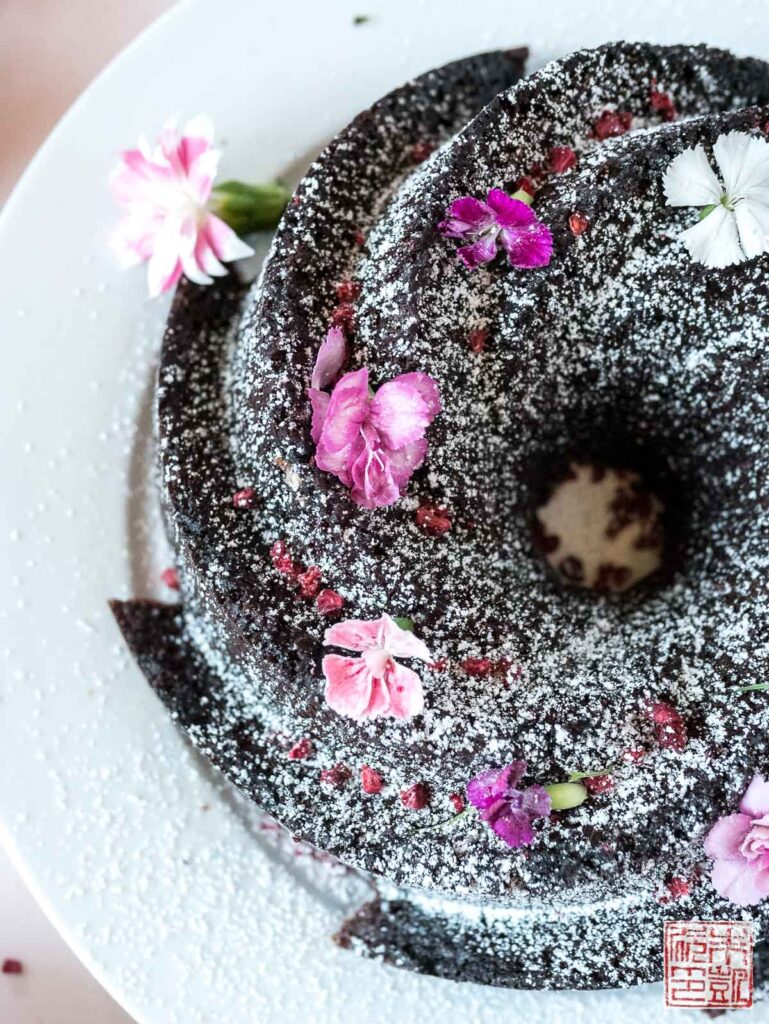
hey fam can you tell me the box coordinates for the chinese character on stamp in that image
[664,920,754,1009]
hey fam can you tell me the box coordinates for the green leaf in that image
[740,683,769,693]
[209,180,291,235]
[567,766,614,782]
[699,203,717,221]
[393,616,414,632]
[544,782,588,810]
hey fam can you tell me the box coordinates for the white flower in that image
[663,130,769,269]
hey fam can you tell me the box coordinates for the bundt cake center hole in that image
[533,462,665,593]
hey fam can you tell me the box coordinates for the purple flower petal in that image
[491,761,527,799]
[490,807,536,848]
[466,769,501,810]
[500,220,553,269]
[486,189,538,229]
[369,378,434,449]
[389,371,441,418]
[311,326,348,390]
[317,368,369,452]
[439,196,494,236]
[521,783,551,819]
[349,440,400,509]
[387,438,428,490]
[457,235,498,269]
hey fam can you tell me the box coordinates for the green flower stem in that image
[414,807,471,832]
[740,683,769,693]
[511,188,534,206]
[210,180,291,234]
[567,765,616,782]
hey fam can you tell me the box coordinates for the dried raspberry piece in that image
[650,85,677,122]
[584,774,615,795]
[297,566,322,599]
[1,960,22,975]
[415,501,452,537]
[449,792,465,814]
[287,738,313,760]
[316,588,344,615]
[592,109,632,140]
[410,140,436,164]
[516,175,539,196]
[461,657,493,677]
[335,279,361,303]
[320,764,352,788]
[354,230,366,247]
[467,327,488,353]
[666,877,690,899]
[330,302,356,332]
[400,782,430,810]
[361,765,383,794]
[549,146,577,173]
[569,212,589,236]
[160,567,180,591]
[429,658,449,671]
[270,540,299,577]
[232,487,256,509]
[647,700,688,751]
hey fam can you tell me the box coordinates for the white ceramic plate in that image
[3,1,769,1021]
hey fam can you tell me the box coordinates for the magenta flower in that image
[438,188,553,270]
[467,761,551,848]
[110,115,254,297]
[704,774,769,907]
[322,614,431,720]
[309,365,440,509]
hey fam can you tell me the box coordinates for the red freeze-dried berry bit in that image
[297,566,322,598]
[316,588,344,615]
[287,738,313,760]
[330,302,356,332]
[410,140,436,164]
[592,109,633,140]
[584,774,615,795]
[449,792,465,814]
[415,501,452,537]
[429,658,449,671]
[569,212,590,236]
[647,700,688,751]
[320,764,352,788]
[160,567,180,591]
[623,747,646,764]
[1,959,22,975]
[270,539,299,577]
[361,765,383,794]
[667,877,690,899]
[232,487,256,509]
[516,174,539,196]
[549,146,577,173]
[650,85,677,122]
[335,279,361,303]
[462,657,494,677]
[400,782,430,810]
[467,327,488,353]
[354,230,366,246]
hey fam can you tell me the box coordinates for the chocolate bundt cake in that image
[114,41,769,989]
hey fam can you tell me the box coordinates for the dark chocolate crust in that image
[114,43,769,988]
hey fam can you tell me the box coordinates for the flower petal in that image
[467,769,501,810]
[322,654,375,720]
[387,438,427,489]
[704,813,752,860]
[439,196,495,236]
[663,143,724,207]
[490,807,536,848]
[491,761,527,799]
[317,369,369,452]
[391,371,441,418]
[734,197,769,260]
[379,613,432,662]
[711,857,769,907]
[369,377,435,449]
[500,220,553,269]
[714,131,769,204]
[679,205,744,269]
[311,326,348,390]
[204,213,254,263]
[361,675,392,718]
[386,662,425,718]
[324,618,382,653]
[740,775,769,819]
[308,388,330,444]
[486,189,537,228]
[349,441,400,508]
[521,783,551,819]
[456,235,498,269]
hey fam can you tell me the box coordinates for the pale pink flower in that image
[704,774,769,906]
[322,614,431,720]
[309,364,440,509]
[110,115,254,297]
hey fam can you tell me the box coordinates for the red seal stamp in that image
[664,920,753,1009]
